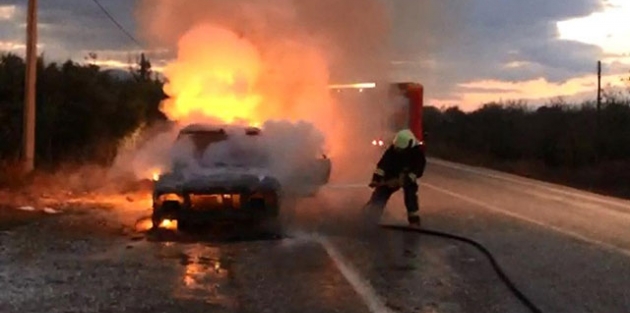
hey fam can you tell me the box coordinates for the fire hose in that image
[366,180,543,313]
[380,224,543,313]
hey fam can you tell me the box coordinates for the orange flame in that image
[159,219,178,230]
[158,23,345,157]
[134,217,178,232]
[160,24,263,125]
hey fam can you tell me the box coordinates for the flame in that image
[135,217,153,232]
[157,23,343,157]
[134,217,178,232]
[152,171,160,181]
[159,219,178,230]
[160,24,263,125]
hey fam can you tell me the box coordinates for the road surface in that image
[2,158,630,313]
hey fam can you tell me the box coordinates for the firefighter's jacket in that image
[371,144,426,183]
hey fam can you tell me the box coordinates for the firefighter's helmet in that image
[393,129,417,149]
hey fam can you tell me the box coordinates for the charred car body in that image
[151,123,331,231]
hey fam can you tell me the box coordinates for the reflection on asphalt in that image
[138,220,290,311]
[168,244,235,308]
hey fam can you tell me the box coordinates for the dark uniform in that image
[366,143,427,225]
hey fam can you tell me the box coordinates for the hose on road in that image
[380,224,543,313]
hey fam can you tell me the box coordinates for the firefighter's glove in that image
[370,170,385,188]
[408,173,417,181]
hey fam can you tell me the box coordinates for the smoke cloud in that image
[135,0,392,82]
[160,120,327,195]
[114,0,397,187]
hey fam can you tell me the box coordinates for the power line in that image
[90,0,143,48]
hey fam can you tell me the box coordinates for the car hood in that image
[154,167,280,193]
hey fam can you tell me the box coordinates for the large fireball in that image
[161,24,264,125]
[156,22,343,157]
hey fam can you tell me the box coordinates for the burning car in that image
[151,123,331,231]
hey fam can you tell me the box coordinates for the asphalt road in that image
[2,158,630,313]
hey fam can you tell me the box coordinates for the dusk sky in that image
[0,0,628,110]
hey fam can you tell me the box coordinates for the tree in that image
[133,53,152,82]
[0,53,167,168]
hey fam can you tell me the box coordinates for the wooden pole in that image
[596,60,602,164]
[22,0,37,173]
[597,60,602,112]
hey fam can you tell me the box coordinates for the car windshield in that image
[176,129,268,168]
[178,130,229,153]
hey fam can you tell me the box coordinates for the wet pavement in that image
[2,159,630,312]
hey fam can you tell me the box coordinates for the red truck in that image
[329,82,425,150]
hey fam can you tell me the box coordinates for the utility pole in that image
[597,60,602,112]
[22,0,37,173]
[595,60,602,164]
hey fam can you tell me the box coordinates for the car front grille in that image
[188,194,242,210]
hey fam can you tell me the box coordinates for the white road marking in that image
[429,158,630,212]
[315,235,395,313]
[422,182,630,258]
[323,183,369,189]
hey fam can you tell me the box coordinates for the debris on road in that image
[43,207,62,214]
[0,205,44,231]
[16,206,61,214]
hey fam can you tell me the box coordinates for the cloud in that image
[456,86,520,94]
[388,0,608,102]
[438,71,629,111]
[0,40,23,50]
[0,4,15,20]
[0,0,140,60]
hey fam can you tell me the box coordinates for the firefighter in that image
[365,129,426,226]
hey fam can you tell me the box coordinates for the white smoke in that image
[110,119,326,195]
[108,123,178,183]
[257,120,326,184]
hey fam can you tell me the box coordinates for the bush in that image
[424,96,630,199]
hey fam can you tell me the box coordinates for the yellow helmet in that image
[393,129,418,149]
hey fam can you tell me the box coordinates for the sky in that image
[0,0,628,111]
